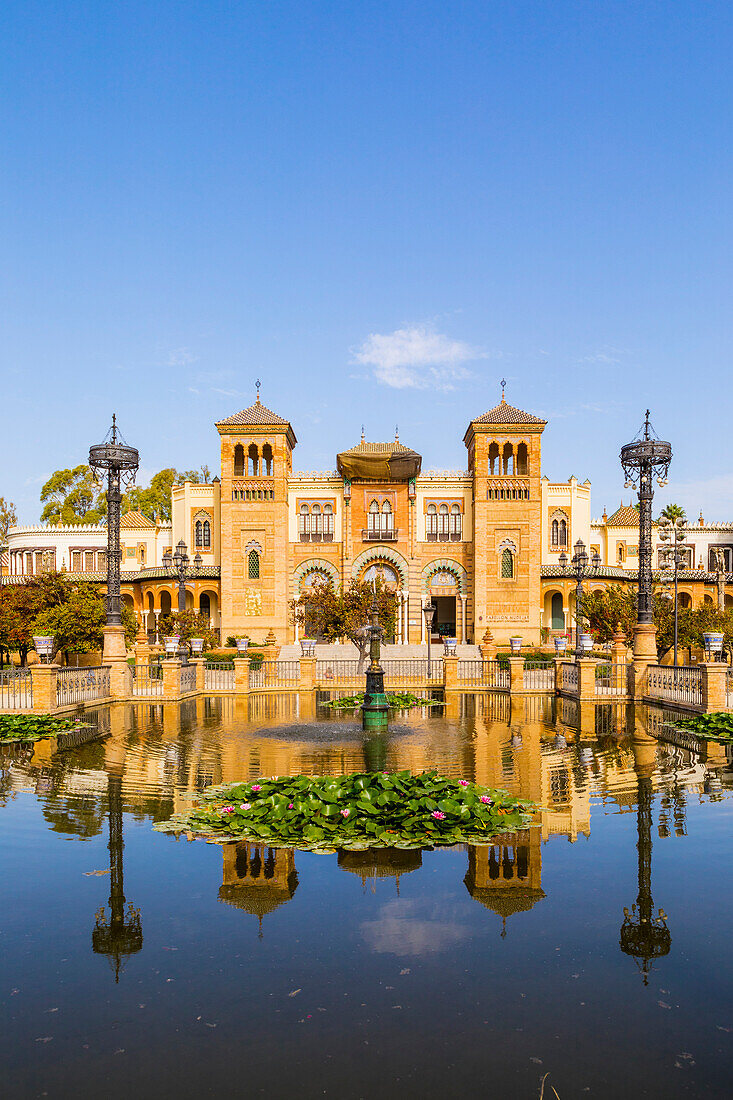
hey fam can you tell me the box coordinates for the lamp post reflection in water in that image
[92,773,143,982]
[619,745,671,984]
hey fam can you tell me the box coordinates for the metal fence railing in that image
[204,661,235,690]
[0,668,33,709]
[131,663,164,697]
[383,659,444,686]
[560,662,579,692]
[594,662,628,697]
[57,666,111,707]
[316,660,362,684]
[522,660,555,691]
[727,668,733,710]
[646,665,703,707]
[250,659,301,689]
[456,660,510,689]
[180,664,196,693]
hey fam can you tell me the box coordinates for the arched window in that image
[438,503,449,541]
[200,593,211,620]
[311,503,322,540]
[502,442,514,475]
[489,441,500,475]
[203,520,211,548]
[368,500,380,537]
[559,519,567,547]
[426,503,437,541]
[323,503,334,541]
[450,503,462,541]
[381,500,393,536]
[195,520,203,548]
[233,444,244,477]
[501,548,514,579]
[248,549,260,579]
[299,503,310,541]
[247,443,259,476]
[517,442,528,475]
[262,443,273,476]
[551,519,559,547]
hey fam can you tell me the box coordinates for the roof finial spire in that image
[255,379,261,404]
[361,424,365,443]
[395,424,399,443]
[111,412,117,442]
[501,378,506,403]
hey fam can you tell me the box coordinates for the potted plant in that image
[509,636,522,655]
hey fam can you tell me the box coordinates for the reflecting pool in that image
[1,694,731,1098]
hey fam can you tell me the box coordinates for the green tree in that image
[33,581,137,661]
[659,503,687,522]
[40,466,105,525]
[0,496,17,542]
[578,585,637,642]
[158,609,218,651]
[0,572,69,664]
[291,577,397,661]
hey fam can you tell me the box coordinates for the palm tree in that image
[659,503,686,523]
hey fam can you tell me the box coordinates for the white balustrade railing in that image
[646,665,703,707]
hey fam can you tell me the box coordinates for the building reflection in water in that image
[219,842,298,937]
[619,736,671,984]
[92,772,143,982]
[338,847,422,893]
[464,830,545,936]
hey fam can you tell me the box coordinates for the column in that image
[294,615,300,643]
[234,657,251,694]
[702,663,728,712]
[154,610,160,645]
[508,656,524,695]
[577,657,597,701]
[162,659,182,699]
[299,656,316,690]
[31,665,58,713]
[460,595,467,645]
[420,602,425,645]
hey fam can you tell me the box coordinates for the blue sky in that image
[2,1,732,523]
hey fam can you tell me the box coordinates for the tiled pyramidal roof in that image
[472,400,546,425]
[606,505,640,527]
[216,400,290,427]
[339,439,414,456]
[120,510,156,529]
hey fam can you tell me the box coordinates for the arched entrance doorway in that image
[551,592,565,630]
[428,569,459,639]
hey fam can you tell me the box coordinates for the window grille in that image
[248,550,260,579]
[501,548,514,578]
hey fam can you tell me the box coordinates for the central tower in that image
[464,394,546,644]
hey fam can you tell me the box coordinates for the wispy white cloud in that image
[577,345,628,365]
[352,324,486,390]
[167,347,197,367]
[360,899,471,956]
[212,387,246,398]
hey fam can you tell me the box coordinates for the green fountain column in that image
[362,593,390,731]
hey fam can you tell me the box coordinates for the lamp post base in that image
[632,622,657,662]
[362,668,390,731]
[103,625,128,663]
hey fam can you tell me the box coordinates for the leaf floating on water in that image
[530,1057,543,1064]
[399,968,410,975]
[35,1037,53,1043]
[288,989,301,997]
[658,1001,671,1009]
[83,869,110,876]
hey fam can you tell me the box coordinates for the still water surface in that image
[1,694,732,1099]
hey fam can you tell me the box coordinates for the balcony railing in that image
[362,528,399,541]
[426,532,462,542]
[299,532,334,542]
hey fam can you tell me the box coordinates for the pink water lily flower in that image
[221,806,235,814]
[239,802,251,811]
[432,810,446,820]
[340,808,350,817]
[459,780,469,787]
[288,803,294,809]
[251,784,262,792]
[480,795,492,804]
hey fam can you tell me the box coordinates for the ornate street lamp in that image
[362,590,389,731]
[172,539,189,614]
[89,416,139,662]
[620,412,672,662]
[558,539,600,660]
[659,516,687,668]
[423,601,436,678]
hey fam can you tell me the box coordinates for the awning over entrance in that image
[336,439,422,481]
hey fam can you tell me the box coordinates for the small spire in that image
[395,424,399,444]
[111,413,117,442]
[255,378,261,404]
[500,378,506,403]
[361,424,365,443]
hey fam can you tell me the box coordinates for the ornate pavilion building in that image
[4,391,732,644]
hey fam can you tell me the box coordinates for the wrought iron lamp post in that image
[620,412,672,661]
[164,540,202,660]
[362,591,389,731]
[558,540,601,660]
[89,416,139,662]
[659,516,687,668]
[423,601,436,678]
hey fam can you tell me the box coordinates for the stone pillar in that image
[108,662,131,699]
[192,658,206,693]
[479,628,496,661]
[299,656,316,691]
[443,653,458,691]
[508,656,524,695]
[31,665,58,713]
[154,610,161,645]
[632,622,658,699]
[102,624,127,664]
[134,620,150,666]
[611,624,629,695]
[234,657,251,694]
[162,659,182,699]
[578,657,597,701]
[460,596,467,645]
[702,662,728,712]
[554,657,564,694]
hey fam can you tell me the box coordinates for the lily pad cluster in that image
[154,770,536,851]
[325,692,444,710]
[668,713,733,741]
[0,713,87,743]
